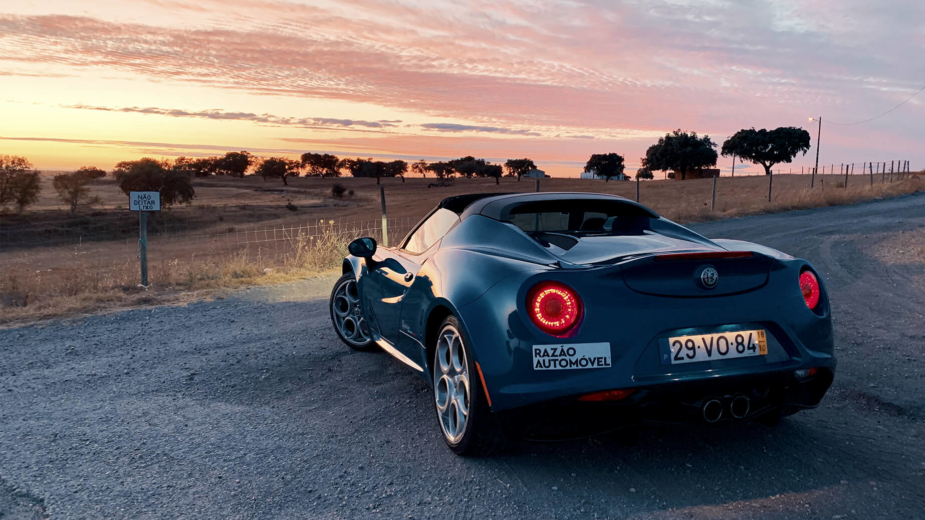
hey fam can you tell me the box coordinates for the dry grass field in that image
[1,171,922,324]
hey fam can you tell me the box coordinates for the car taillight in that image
[528,282,582,336]
[800,270,820,309]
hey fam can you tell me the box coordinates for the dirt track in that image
[2,194,925,519]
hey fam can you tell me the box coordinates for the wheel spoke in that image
[435,375,451,413]
[451,336,466,373]
[454,398,467,435]
[345,281,360,303]
[333,294,351,317]
[341,316,358,340]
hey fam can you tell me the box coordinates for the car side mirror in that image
[348,237,377,258]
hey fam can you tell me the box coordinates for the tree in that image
[256,157,301,185]
[721,127,811,176]
[636,167,654,180]
[172,156,219,177]
[75,166,106,179]
[53,171,100,213]
[448,156,484,179]
[483,164,503,185]
[504,158,536,181]
[301,152,341,177]
[425,161,454,187]
[215,151,253,177]
[113,158,195,206]
[340,158,377,183]
[642,130,717,180]
[584,153,626,182]
[0,155,42,214]
[384,160,408,182]
[411,160,428,178]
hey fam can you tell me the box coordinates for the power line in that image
[827,84,925,125]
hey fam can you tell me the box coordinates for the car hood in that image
[539,233,722,265]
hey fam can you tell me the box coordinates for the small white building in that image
[523,168,548,178]
[581,169,627,180]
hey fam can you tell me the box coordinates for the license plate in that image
[667,329,767,364]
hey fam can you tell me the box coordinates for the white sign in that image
[130,191,161,212]
[532,342,611,370]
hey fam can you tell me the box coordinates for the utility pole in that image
[711,174,716,210]
[380,186,388,247]
[810,117,821,188]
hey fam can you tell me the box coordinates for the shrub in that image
[331,183,346,198]
[113,158,195,207]
[75,166,107,179]
[54,171,101,213]
[0,155,42,214]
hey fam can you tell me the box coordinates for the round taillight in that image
[800,271,820,309]
[528,282,582,335]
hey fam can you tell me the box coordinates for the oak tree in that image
[721,127,811,176]
[584,153,626,182]
[642,130,717,180]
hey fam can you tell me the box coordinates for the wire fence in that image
[0,216,419,261]
[651,159,914,178]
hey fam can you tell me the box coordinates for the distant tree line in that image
[0,125,814,214]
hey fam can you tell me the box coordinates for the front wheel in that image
[330,273,375,351]
[432,316,506,456]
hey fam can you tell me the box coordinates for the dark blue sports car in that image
[330,192,835,455]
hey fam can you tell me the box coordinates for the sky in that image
[0,0,923,177]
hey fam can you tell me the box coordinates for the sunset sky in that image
[1,0,922,177]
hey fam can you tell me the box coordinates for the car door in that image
[361,208,460,352]
[361,248,420,346]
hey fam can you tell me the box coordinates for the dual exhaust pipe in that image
[702,395,750,423]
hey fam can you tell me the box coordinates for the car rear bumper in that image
[493,367,835,440]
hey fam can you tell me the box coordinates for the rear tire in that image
[432,316,507,456]
[330,273,375,351]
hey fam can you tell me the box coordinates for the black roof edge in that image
[456,192,660,221]
[438,193,509,214]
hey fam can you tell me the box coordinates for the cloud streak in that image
[61,104,398,129]
[418,123,541,136]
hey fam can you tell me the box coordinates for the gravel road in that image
[2,194,925,519]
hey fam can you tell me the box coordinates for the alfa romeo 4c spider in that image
[329,192,835,455]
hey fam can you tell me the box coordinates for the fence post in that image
[889,160,894,183]
[139,211,148,286]
[711,174,716,210]
[636,175,640,203]
[380,186,388,247]
[535,178,540,192]
[869,162,874,187]
[845,163,850,189]
[767,170,773,202]
[731,154,736,177]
